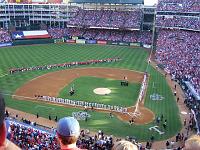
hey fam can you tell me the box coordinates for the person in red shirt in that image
[56,117,82,150]
[0,94,21,150]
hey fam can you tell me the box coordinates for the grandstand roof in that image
[69,0,144,4]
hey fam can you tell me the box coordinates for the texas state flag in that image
[12,30,50,39]
[12,31,24,39]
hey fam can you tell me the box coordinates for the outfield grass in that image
[0,44,181,141]
[59,76,141,106]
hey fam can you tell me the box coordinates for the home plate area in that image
[93,88,111,95]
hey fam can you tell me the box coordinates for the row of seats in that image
[68,9,143,29]
[156,29,200,96]
[0,28,12,43]
[7,120,142,150]
[48,28,152,44]
[157,0,199,12]
[156,15,200,31]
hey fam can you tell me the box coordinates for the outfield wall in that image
[1,38,149,48]
[12,39,54,46]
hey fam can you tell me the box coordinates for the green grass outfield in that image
[0,44,181,141]
[59,76,141,106]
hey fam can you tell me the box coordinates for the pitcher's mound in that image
[93,88,111,95]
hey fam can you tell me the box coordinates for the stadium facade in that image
[0,1,154,31]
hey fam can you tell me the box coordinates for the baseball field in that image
[0,44,181,141]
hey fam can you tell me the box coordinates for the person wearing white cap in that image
[56,117,82,150]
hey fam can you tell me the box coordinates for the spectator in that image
[112,140,138,150]
[0,29,12,43]
[56,117,82,150]
[184,135,200,150]
[0,94,20,150]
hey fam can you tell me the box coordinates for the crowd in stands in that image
[156,15,200,31]
[184,88,200,132]
[47,27,152,44]
[0,28,12,43]
[157,0,200,13]
[69,9,142,29]
[156,29,200,96]
[4,109,199,150]
[7,121,59,150]
[0,7,152,45]
[156,0,200,31]
[6,118,140,150]
[48,28,68,39]
[5,113,147,150]
[156,29,200,131]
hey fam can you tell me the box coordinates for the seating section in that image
[156,29,200,96]
[156,0,200,31]
[157,0,200,13]
[8,121,59,150]
[68,9,142,29]
[156,16,200,31]
[7,120,116,150]
[48,28,68,39]
[48,27,152,44]
[0,29,12,43]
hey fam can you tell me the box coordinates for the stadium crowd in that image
[156,16,200,31]
[7,121,59,150]
[48,27,152,44]
[157,0,199,13]
[0,1,200,149]
[69,9,142,29]
[0,28,12,43]
[48,28,68,39]
[156,29,200,96]
[6,119,141,150]
[4,108,199,150]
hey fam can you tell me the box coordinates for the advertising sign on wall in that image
[66,39,76,43]
[109,41,119,45]
[119,42,129,46]
[0,42,12,47]
[129,43,141,46]
[76,39,86,44]
[86,40,97,44]
[97,40,107,45]
[143,44,152,49]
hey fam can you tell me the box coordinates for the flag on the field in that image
[12,30,50,39]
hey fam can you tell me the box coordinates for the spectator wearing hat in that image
[56,117,82,150]
[112,140,138,150]
[184,135,200,150]
[0,94,21,150]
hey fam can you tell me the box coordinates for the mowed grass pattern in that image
[0,44,181,141]
[59,76,141,106]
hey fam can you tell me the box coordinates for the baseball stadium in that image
[0,0,199,149]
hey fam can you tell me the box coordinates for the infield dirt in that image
[14,67,154,124]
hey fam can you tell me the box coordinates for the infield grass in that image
[0,44,181,141]
[59,76,141,106]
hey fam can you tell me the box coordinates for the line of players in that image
[9,57,122,74]
[35,95,128,113]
